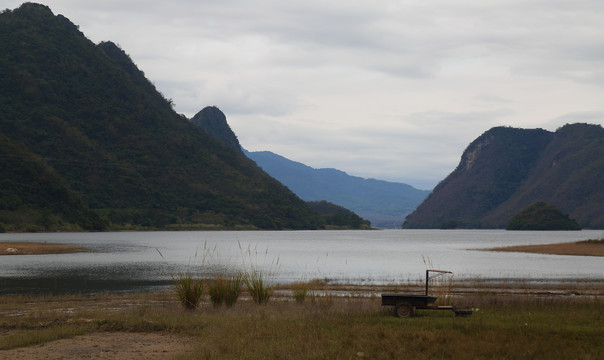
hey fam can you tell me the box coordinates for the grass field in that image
[0,281,602,359]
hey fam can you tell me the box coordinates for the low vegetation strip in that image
[0,242,86,255]
[489,239,604,257]
[0,282,602,359]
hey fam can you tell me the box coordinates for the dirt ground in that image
[0,332,193,360]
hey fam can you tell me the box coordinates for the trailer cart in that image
[381,270,473,317]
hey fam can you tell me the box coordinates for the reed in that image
[207,272,244,307]
[157,248,206,310]
[245,269,274,305]
[173,271,204,310]
[291,281,311,303]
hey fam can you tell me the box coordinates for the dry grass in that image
[207,272,244,307]
[489,239,604,257]
[173,272,204,310]
[0,282,602,359]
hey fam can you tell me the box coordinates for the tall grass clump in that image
[173,272,205,310]
[291,281,310,303]
[157,247,207,311]
[237,240,279,305]
[245,269,275,304]
[208,272,244,307]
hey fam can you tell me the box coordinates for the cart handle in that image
[425,269,453,296]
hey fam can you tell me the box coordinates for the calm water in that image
[1,230,603,294]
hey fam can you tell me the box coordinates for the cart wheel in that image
[395,302,414,318]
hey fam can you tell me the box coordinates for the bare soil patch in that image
[0,332,193,360]
[489,241,604,257]
[0,242,86,255]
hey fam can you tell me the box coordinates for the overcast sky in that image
[8,1,604,189]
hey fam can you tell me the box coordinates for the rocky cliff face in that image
[403,124,604,229]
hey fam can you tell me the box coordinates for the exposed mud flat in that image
[489,241,604,257]
[0,242,86,255]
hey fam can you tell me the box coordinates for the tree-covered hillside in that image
[403,124,604,229]
[306,201,371,229]
[0,3,323,231]
[506,202,581,230]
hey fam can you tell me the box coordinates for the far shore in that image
[489,240,604,257]
[0,242,87,255]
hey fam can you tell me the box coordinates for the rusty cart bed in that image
[381,270,473,317]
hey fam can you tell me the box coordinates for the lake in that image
[1,229,602,295]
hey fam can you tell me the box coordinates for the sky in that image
[7,1,604,189]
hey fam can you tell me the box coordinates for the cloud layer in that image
[7,0,604,188]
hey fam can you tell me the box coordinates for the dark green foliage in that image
[440,220,458,229]
[506,202,581,230]
[307,200,371,229]
[0,135,106,231]
[404,124,604,229]
[0,3,324,231]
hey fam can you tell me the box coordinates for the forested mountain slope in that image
[0,3,323,231]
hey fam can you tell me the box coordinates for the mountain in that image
[0,3,324,231]
[403,124,604,229]
[245,150,431,228]
[191,106,243,154]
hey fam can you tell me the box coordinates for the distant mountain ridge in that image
[245,150,430,228]
[186,105,426,228]
[403,123,604,229]
[0,3,324,231]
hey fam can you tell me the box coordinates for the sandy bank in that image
[0,242,86,255]
[489,241,604,257]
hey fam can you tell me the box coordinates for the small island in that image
[506,202,581,230]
